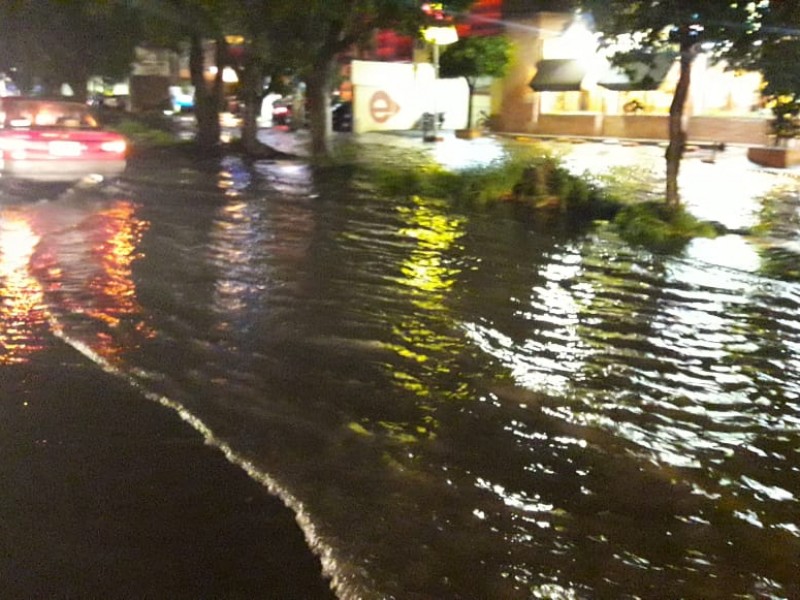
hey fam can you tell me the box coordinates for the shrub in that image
[614,201,718,252]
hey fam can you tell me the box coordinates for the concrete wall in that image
[687,116,769,145]
[351,60,469,133]
[603,115,668,140]
[535,113,602,137]
[506,111,770,145]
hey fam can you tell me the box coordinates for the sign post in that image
[421,3,458,142]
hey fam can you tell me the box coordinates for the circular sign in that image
[369,91,400,124]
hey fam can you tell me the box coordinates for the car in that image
[0,96,127,187]
[331,101,352,132]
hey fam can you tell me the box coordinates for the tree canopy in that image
[728,0,800,97]
[439,34,511,129]
[260,0,473,157]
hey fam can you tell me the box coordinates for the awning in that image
[529,59,588,92]
[597,54,676,91]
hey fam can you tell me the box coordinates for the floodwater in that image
[1,131,799,599]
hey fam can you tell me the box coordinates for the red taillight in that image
[273,106,289,115]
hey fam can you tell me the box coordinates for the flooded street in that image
[1,131,799,599]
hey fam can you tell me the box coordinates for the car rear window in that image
[0,100,98,129]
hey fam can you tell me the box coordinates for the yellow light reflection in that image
[370,196,468,443]
[396,197,464,308]
[0,213,46,364]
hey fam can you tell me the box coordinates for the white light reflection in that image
[463,252,594,395]
[475,476,564,533]
[257,161,315,196]
[464,321,575,393]
[530,583,581,600]
[679,156,786,232]
[776,522,800,538]
[684,235,761,274]
[0,212,46,364]
[429,136,507,170]
[734,508,765,529]
[740,475,795,502]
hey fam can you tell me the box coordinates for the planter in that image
[455,129,483,140]
[747,146,800,168]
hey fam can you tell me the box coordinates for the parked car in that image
[0,97,127,187]
[271,97,351,130]
[271,98,293,126]
[332,101,352,132]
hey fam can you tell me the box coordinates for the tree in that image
[135,0,289,157]
[438,34,511,130]
[580,1,769,207]
[267,0,473,158]
[0,0,141,100]
[134,0,235,153]
[226,0,295,156]
[729,1,800,147]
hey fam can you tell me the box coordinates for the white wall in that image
[351,60,469,133]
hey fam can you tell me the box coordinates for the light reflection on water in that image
[3,140,800,599]
[0,211,45,364]
[1,198,152,364]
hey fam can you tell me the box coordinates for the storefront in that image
[497,11,770,145]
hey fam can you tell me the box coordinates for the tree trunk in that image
[665,36,696,208]
[190,33,221,154]
[307,55,335,159]
[239,47,262,154]
[66,66,88,103]
[466,79,476,129]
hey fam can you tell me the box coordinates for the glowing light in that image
[422,25,459,46]
[207,66,240,83]
[100,140,127,155]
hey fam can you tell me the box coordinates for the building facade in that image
[496,11,770,145]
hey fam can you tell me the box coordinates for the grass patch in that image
[614,201,719,252]
[366,148,561,201]
[365,151,723,251]
[752,185,800,237]
[758,246,800,282]
[365,151,621,226]
[747,186,800,281]
[509,158,619,221]
[592,164,662,204]
[368,159,536,204]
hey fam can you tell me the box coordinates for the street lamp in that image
[422,23,458,142]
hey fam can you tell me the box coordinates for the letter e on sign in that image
[369,91,400,124]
